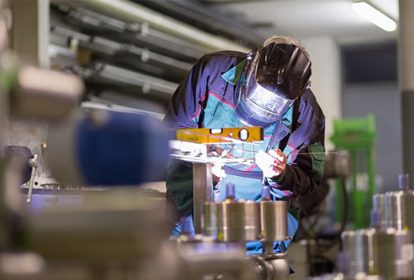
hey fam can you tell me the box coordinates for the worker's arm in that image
[256,100,327,213]
[274,105,327,213]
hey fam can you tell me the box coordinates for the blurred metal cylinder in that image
[371,194,387,230]
[324,150,351,179]
[341,229,377,276]
[203,200,260,242]
[374,229,413,280]
[11,66,84,120]
[385,191,405,230]
[203,202,218,238]
[27,192,168,261]
[260,201,288,241]
[372,191,414,231]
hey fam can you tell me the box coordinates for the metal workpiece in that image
[371,194,387,230]
[217,200,261,242]
[342,228,414,280]
[260,201,288,241]
[7,64,84,120]
[170,241,254,280]
[324,150,352,179]
[341,229,377,277]
[203,200,289,242]
[203,199,261,242]
[373,229,413,280]
[203,201,218,237]
[26,191,168,261]
[204,199,261,242]
[371,190,414,231]
[385,191,406,231]
[250,253,289,280]
[193,163,214,234]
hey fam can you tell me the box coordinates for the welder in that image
[164,35,327,254]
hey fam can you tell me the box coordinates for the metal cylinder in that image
[267,253,290,280]
[260,201,288,241]
[217,200,260,242]
[214,200,260,242]
[324,150,352,179]
[385,191,405,230]
[341,229,376,277]
[12,66,84,120]
[374,229,413,280]
[203,202,218,238]
[371,194,387,230]
[373,190,414,230]
[27,192,168,261]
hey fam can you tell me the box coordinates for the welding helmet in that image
[235,43,312,127]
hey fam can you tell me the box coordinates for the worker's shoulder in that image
[198,50,246,65]
[299,89,325,119]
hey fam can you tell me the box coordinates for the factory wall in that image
[303,37,342,150]
[341,42,400,191]
[343,82,401,191]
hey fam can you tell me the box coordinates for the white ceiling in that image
[213,0,398,45]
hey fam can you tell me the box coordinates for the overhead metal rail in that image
[52,4,208,62]
[71,63,178,102]
[51,26,191,82]
[51,0,249,53]
[134,0,263,48]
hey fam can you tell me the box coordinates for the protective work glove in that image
[255,149,287,178]
[211,160,226,179]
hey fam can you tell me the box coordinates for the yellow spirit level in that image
[176,127,263,144]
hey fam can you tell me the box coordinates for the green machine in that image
[330,114,376,229]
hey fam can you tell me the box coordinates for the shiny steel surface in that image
[371,194,386,230]
[28,192,168,261]
[374,229,413,280]
[260,201,288,241]
[341,229,376,276]
[372,191,414,231]
[193,163,213,234]
[203,200,261,242]
[203,202,218,238]
[217,200,260,242]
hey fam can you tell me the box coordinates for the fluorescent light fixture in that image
[352,1,397,32]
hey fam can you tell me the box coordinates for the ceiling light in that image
[352,1,397,32]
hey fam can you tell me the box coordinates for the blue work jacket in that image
[164,51,327,248]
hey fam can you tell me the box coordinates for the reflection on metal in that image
[374,229,413,280]
[71,63,177,100]
[52,4,209,62]
[50,25,192,80]
[203,200,288,243]
[341,229,376,277]
[250,253,289,280]
[260,201,288,241]
[216,200,260,242]
[193,163,213,234]
[342,228,414,280]
[371,190,414,231]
